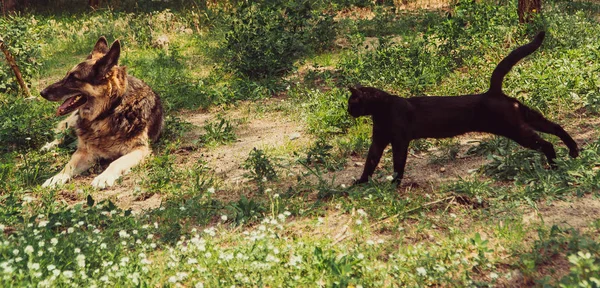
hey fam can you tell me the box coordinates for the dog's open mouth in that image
[57,95,87,116]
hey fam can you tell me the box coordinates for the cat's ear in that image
[348,86,361,95]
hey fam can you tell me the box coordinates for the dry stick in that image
[331,196,457,245]
[0,38,32,97]
[369,196,456,229]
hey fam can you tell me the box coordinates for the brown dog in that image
[40,37,163,189]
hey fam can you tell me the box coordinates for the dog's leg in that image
[391,139,410,185]
[91,145,150,189]
[42,148,94,187]
[355,131,390,184]
[41,111,78,151]
[522,108,579,158]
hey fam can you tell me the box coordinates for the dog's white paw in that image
[91,171,121,189]
[42,173,71,188]
[41,140,60,152]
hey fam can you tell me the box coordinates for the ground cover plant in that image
[2,0,600,286]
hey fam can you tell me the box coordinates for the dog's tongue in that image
[57,95,84,116]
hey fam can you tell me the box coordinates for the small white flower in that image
[119,230,129,238]
[52,269,61,277]
[74,248,81,254]
[221,215,228,221]
[416,267,427,276]
[100,243,107,249]
[24,245,34,254]
[489,272,499,279]
[273,194,279,199]
[355,219,362,225]
[386,175,394,181]
[207,187,215,194]
[77,254,86,268]
[168,276,177,283]
[12,249,19,255]
[357,253,364,260]
[195,283,204,288]
[62,270,73,279]
[38,221,49,228]
[179,206,186,211]
[357,209,367,217]
[47,264,56,271]
[67,227,74,234]
[366,240,375,245]
[30,263,40,270]
[0,224,4,231]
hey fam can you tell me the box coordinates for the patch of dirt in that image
[523,194,600,231]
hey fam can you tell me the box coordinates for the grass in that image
[2,0,600,286]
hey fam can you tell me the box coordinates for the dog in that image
[348,32,579,185]
[40,36,164,189]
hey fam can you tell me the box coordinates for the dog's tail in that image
[488,31,545,93]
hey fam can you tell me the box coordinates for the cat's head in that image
[348,86,367,117]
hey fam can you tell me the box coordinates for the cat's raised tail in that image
[488,31,546,93]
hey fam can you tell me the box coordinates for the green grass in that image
[2,0,600,286]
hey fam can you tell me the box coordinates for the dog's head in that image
[40,37,126,120]
[348,86,368,117]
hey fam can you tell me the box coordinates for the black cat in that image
[348,32,579,185]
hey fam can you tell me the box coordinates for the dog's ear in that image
[93,40,121,77]
[88,36,109,59]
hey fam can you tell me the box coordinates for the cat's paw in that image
[91,171,121,189]
[42,173,71,188]
[569,148,579,158]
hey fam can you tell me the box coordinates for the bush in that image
[223,0,336,79]
[0,15,42,95]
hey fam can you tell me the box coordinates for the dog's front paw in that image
[40,140,60,152]
[570,148,579,158]
[91,171,121,189]
[42,173,71,188]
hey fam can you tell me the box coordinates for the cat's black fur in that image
[348,32,579,185]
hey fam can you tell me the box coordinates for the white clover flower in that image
[0,224,4,231]
[489,272,499,279]
[221,215,228,221]
[357,209,368,217]
[30,263,40,270]
[24,245,34,254]
[273,194,279,199]
[38,221,49,228]
[341,184,346,188]
[12,249,19,255]
[205,252,212,258]
[366,240,375,245]
[77,254,86,268]
[187,258,198,264]
[179,206,186,211]
[119,230,129,238]
[284,211,291,216]
[416,267,427,276]
[195,283,204,288]
[147,234,154,240]
[37,251,44,257]
[74,248,81,254]
[168,276,177,283]
[93,229,100,234]
[100,275,109,282]
[132,230,138,235]
[100,243,107,249]
[52,269,61,277]
[67,227,74,234]
[357,253,364,260]
[355,219,363,225]
[386,175,394,181]
[63,270,74,278]
[207,187,215,194]
[141,258,152,265]
[47,264,56,271]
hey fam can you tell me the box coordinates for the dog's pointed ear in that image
[348,86,360,95]
[93,40,121,77]
[88,36,109,59]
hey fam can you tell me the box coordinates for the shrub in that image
[223,0,336,79]
[0,15,42,95]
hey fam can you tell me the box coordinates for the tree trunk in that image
[518,0,541,23]
[89,0,99,9]
[2,0,17,15]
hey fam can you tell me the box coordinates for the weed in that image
[243,148,278,191]
[225,195,267,226]
[202,115,237,145]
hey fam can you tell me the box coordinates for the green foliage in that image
[202,115,237,145]
[301,137,346,171]
[0,15,42,94]
[222,0,336,79]
[225,195,267,226]
[243,148,278,187]
[303,87,354,136]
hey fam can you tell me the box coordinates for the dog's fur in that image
[40,37,163,189]
[348,32,579,185]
